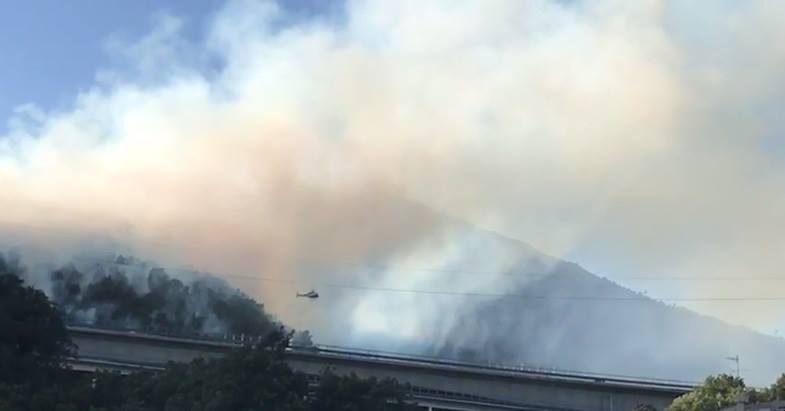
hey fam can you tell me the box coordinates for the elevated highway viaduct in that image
[67,327,693,411]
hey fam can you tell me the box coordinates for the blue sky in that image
[2,0,785,343]
[0,0,339,131]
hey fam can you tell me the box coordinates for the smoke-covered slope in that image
[426,259,785,385]
[326,225,785,386]
[6,252,283,339]
[4,224,784,385]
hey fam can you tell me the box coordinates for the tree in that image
[769,374,785,401]
[0,256,73,385]
[668,374,745,411]
[83,328,310,411]
[291,330,314,348]
[745,373,785,403]
[310,370,417,411]
[0,254,418,411]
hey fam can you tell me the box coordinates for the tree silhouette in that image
[0,256,73,385]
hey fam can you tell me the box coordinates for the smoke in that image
[7,251,281,337]
[2,0,785,347]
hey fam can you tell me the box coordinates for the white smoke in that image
[2,0,785,343]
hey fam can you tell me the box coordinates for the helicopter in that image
[296,290,319,299]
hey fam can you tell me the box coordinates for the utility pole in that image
[725,355,740,378]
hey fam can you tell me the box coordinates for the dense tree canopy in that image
[50,260,279,337]
[311,371,414,411]
[668,374,744,411]
[0,329,417,411]
[81,329,312,411]
[667,372,785,411]
[0,254,416,411]
[0,256,73,386]
[746,373,785,403]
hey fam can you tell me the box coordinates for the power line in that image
[64,255,785,303]
[237,277,785,302]
[6,222,785,301]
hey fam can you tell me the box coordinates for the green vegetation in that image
[668,373,785,411]
[668,374,745,411]
[312,370,413,411]
[0,258,73,386]
[0,255,416,411]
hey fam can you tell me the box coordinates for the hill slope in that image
[429,260,785,384]
[333,227,785,386]
[4,223,784,385]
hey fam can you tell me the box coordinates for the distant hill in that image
[4,221,784,386]
[330,226,785,386]
[426,260,785,384]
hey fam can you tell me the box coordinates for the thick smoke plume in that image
[2,0,785,366]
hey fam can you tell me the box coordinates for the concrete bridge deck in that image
[67,326,694,411]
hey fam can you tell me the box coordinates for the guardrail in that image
[310,344,697,390]
[66,322,262,344]
[297,345,695,392]
[68,324,697,391]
